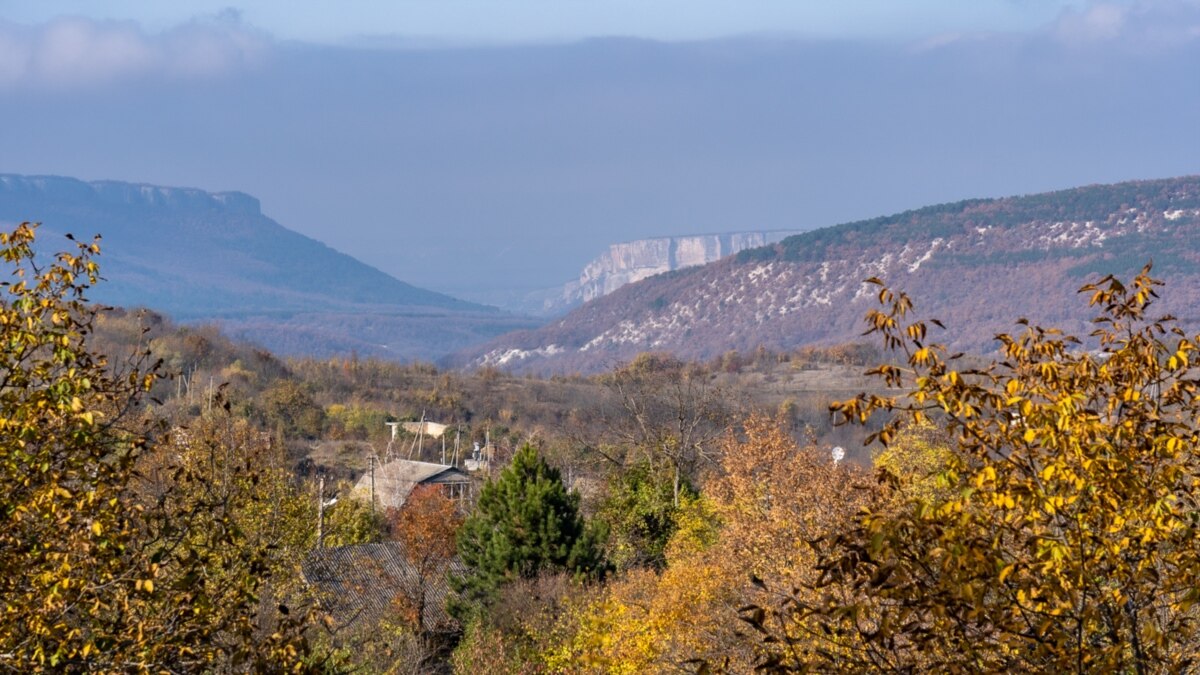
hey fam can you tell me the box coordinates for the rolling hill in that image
[0,174,536,360]
[456,176,1200,374]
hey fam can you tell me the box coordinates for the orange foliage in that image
[388,486,463,633]
[555,415,868,672]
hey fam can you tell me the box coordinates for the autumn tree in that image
[596,460,693,571]
[257,378,325,440]
[0,223,161,669]
[748,268,1200,672]
[559,416,866,672]
[319,487,386,548]
[451,445,607,619]
[599,352,734,506]
[0,224,320,671]
[131,410,324,669]
[388,485,463,634]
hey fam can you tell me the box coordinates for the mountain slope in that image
[457,176,1200,373]
[0,174,535,360]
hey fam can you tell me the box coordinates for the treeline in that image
[745,175,1200,265]
[92,305,885,476]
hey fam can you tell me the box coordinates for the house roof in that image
[401,421,449,438]
[353,459,470,510]
[302,542,462,634]
[380,459,468,484]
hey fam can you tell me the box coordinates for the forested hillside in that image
[461,176,1200,373]
[0,174,536,361]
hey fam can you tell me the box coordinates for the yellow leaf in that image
[999,564,1015,583]
[91,521,102,536]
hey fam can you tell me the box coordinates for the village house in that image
[354,458,472,510]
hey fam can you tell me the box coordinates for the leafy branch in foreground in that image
[0,223,328,672]
[744,266,1200,672]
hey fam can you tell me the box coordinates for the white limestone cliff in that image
[550,231,799,313]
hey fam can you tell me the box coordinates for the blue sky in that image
[2,1,1095,43]
[1,1,1198,306]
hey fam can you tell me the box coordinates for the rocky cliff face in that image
[549,231,800,313]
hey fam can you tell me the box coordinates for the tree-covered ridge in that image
[461,175,1200,373]
[746,175,1200,264]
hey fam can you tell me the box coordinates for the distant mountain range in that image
[456,176,1200,374]
[0,174,536,360]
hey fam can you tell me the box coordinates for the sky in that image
[1,1,1093,44]
[1,1,1199,307]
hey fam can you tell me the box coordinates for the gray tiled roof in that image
[301,542,462,634]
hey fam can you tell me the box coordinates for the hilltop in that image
[458,176,1200,373]
[0,174,536,360]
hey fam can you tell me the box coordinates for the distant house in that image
[302,542,460,634]
[354,459,471,510]
[401,420,448,438]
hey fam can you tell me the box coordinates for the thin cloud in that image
[0,12,270,89]
[910,0,1200,52]
[1051,0,1200,47]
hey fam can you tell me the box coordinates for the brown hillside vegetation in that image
[459,175,1200,374]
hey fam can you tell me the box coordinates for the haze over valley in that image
[5,2,1200,672]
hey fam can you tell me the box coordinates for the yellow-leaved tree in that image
[0,224,324,671]
[745,267,1200,672]
[556,416,866,672]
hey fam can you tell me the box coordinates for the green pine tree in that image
[450,445,606,618]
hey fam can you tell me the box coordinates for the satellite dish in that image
[831,446,845,465]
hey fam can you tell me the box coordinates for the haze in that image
[1,1,1198,306]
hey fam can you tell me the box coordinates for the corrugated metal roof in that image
[352,460,470,510]
[301,542,462,634]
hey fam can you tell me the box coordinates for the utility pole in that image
[317,474,326,547]
[408,410,426,460]
[369,455,376,515]
[385,422,401,463]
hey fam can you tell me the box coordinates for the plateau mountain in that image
[458,176,1200,374]
[0,174,536,361]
